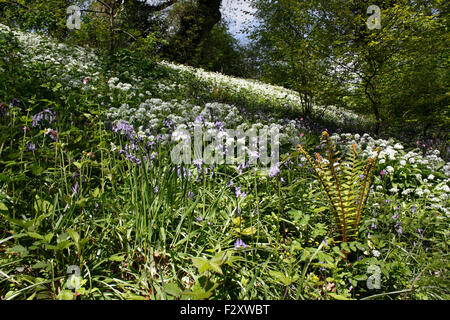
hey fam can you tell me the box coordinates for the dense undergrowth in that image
[0,24,449,300]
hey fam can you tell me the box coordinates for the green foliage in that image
[163,0,222,64]
[0,22,448,301]
[298,132,380,244]
[195,22,249,77]
[0,0,71,39]
[250,0,449,136]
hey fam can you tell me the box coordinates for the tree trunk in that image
[167,0,222,63]
[364,77,381,136]
[109,11,115,51]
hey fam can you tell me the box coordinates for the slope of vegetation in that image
[0,23,449,300]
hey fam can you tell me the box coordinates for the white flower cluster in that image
[0,24,99,90]
[330,132,449,216]
[108,77,133,92]
[106,98,295,151]
[331,133,448,174]
[160,61,374,130]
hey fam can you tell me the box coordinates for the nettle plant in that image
[298,131,381,245]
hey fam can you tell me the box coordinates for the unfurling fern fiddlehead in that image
[297,131,380,244]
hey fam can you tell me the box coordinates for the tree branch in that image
[142,0,178,12]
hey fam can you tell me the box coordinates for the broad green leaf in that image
[58,290,75,300]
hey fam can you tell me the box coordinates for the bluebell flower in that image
[234,238,247,250]
[25,142,36,152]
[112,120,135,140]
[195,115,204,123]
[318,261,326,272]
[9,98,19,108]
[235,187,246,199]
[237,162,248,175]
[72,182,79,195]
[32,109,56,128]
[268,162,280,178]
[44,128,58,141]
[163,118,175,130]
[215,121,224,131]
[193,159,203,170]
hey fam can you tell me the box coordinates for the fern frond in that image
[297,133,381,246]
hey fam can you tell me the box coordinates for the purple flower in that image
[154,186,159,194]
[237,162,248,175]
[72,182,79,195]
[163,118,174,129]
[44,128,58,141]
[268,163,280,178]
[411,204,417,214]
[235,187,246,199]
[156,133,166,142]
[371,222,377,230]
[397,226,403,235]
[126,143,138,152]
[112,120,135,140]
[380,169,386,176]
[418,228,423,236]
[126,153,142,165]
[150,152,158,160]
[234,238,247,250]
[195,115,204,123]
[196,216,203,222]
[193,159,203,170]
[32,109,56,128]
[215,121,224,131]
[10,98,19,108]
[318,261,326,272]
[25,142,36,152]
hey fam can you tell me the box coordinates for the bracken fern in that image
[298,131,381,244]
